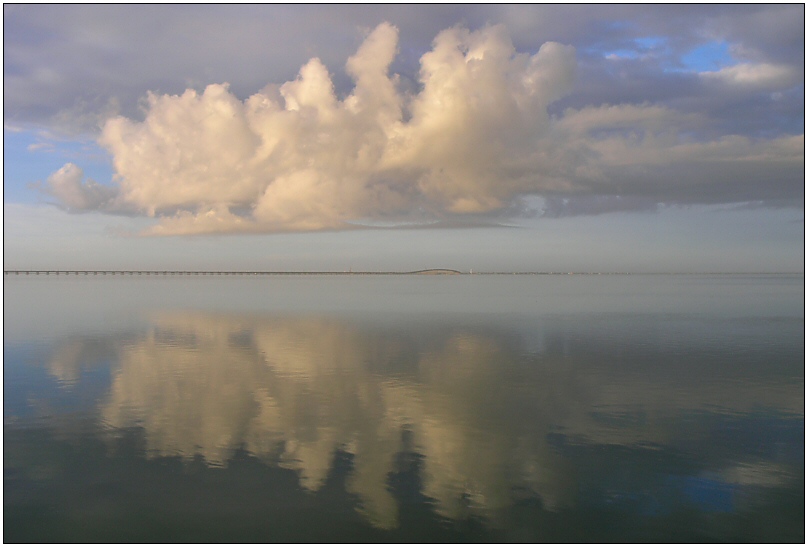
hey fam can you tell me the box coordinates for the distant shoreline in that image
[3,270,802,276]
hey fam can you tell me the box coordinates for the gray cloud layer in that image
[6,5,802,129]
[5,6,803,233]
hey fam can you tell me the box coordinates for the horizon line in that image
[3,270,804,276]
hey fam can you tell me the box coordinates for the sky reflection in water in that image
[4,275,804,542]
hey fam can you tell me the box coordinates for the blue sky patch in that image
[599,36,667,61]
[680,41,734,72]
[634,36,666,50]
[3,129,115,203]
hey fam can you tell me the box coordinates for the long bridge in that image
[4,270,780,277]
[3,269,465,276]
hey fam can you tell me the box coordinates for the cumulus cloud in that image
[92,23,579,234]
[43,22,804,234]
[39,162,118,212]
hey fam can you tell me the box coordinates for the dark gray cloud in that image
[5,5,802,132]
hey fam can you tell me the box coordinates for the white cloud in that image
[700,62,798,89]
[88,23,580,234]
[41,162,117,211]
[27,142,53,152]
[43,22,804,234]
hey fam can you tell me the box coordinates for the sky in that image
[3,5,805,272]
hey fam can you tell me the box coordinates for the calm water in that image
[4,274,804,542]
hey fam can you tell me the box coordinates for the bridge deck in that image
[3,269,465,276]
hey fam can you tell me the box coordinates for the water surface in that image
[4,274,804,542]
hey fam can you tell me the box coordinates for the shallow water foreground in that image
[4,274,804,542]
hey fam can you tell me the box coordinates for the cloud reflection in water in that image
[41,310,803,531]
